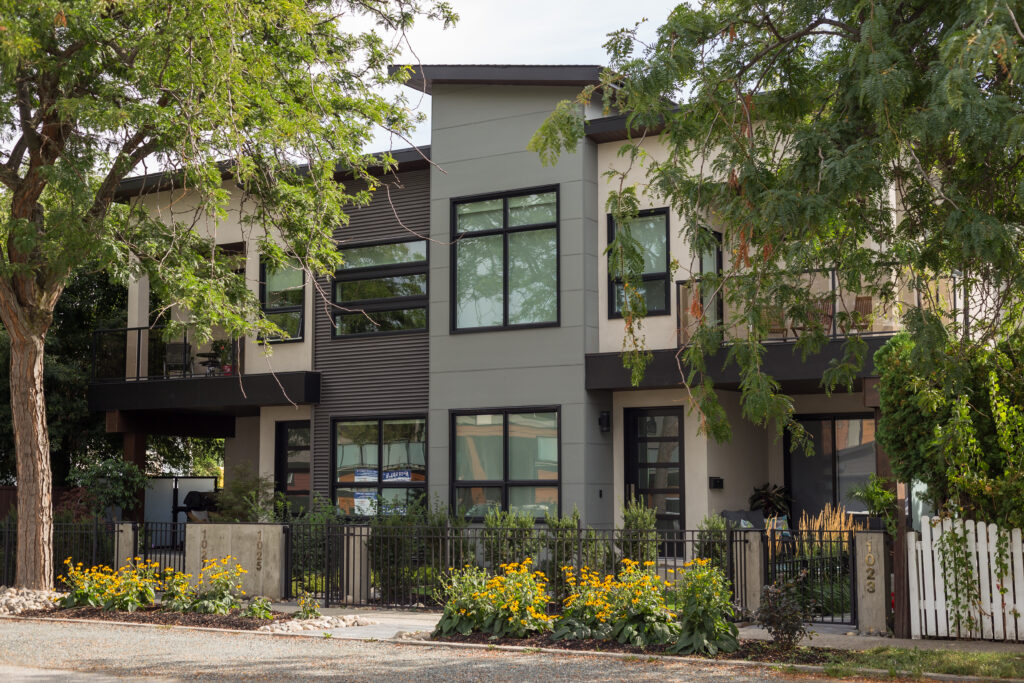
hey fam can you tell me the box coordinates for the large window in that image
[261,258,305,342]
[452,408,559,519]
[275,421,311,514]
[785,415,876,519]
[452,187,559,330]
[696,229,723,326]
[334,417,427,515]
[333,240,428,336]
[607,208,670,318]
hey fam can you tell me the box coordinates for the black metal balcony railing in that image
[91,326,243,382]
[676,270,965,347]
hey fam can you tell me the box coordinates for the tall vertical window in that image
[697,229,723,326]
[785,415,876,519]
[334,417,427,515]
[608,209,670,317]
[452,408,559,519]
[333,240,428,336]
[261,258,305,341]
[452,187,559,330]
[275,421,311,514]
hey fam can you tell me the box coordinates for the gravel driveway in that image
[0,618,803,682]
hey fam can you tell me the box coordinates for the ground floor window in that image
[785,414,876,520]
[275,421,311,514]
[452,408,559,519]
[333,416,426,515]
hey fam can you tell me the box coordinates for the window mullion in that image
[502,200,510,327]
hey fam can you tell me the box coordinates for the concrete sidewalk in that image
[277,602,1024,653]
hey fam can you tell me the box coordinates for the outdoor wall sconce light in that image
[708,476,724,490]
[598,411,611,433]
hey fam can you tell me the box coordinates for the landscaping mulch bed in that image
[433,633,844,665]
[19,605,292,631]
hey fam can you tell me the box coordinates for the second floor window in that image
[608,209,670,318]
[333,239,428,336]
[452,187,559,330]
[261,258,305,342]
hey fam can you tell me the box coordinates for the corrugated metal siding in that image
[311,169,430,499]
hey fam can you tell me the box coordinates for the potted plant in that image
[210,338,234,375]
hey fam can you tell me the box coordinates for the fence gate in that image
[765,529,857,625]
[135,522,187,572]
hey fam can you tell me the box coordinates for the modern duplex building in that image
[89,64,933,529]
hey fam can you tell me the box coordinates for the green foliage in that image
[756,570,816,651]
[875,332,1024,528]
[749,483,791,518]
[695,514,728,570]
[433,559,553,639]
[532,0,1024,450]
[296,589,322,620]
[162,557,247,615]
[59,557,165,612]
[212,469,281,523]
[482,508,541,569]
[243,596,273,620]
[68,458,149,515]
[848,474,898,537]
[666,558,738,656]
[618,496,658,563]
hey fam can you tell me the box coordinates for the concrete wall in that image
[185,523,286,600]
[224,416,262,479]
[707,391,772,515]
[427,84,610,526]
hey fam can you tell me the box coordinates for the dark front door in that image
[624,407,685,531]
[275,420,311,514]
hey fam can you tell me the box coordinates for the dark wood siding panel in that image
[311,168,430,500]
[336,169,430,244]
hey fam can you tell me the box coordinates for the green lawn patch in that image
[834,646,1024,680]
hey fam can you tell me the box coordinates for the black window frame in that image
[450,185,561,333]
[331,414,428,516]
[783,412,876,519]
[696,228,724,326]
[275,420,311,510]
[607,208,672,319]
[331,237,429,338]
[450,406,562,521]
[259,258,306,344]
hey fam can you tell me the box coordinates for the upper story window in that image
[608,209,670,318]
[697,229,723,326]
[333,239,428,336]
[261,258,305,342]
[452,187,559,331]
[452,408,560,520]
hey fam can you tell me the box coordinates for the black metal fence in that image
[286,523,749,612]
[132,522,187,573]
[764,528,857,625]
[0,518,120,587]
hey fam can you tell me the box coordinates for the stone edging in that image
[2,615,1018,683]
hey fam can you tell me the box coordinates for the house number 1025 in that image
[864,540,876,593]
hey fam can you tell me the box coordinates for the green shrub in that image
[434,559,553,638]
[212,468,281,522]
[618,497,658,563]
[482,508,541,570]
[756,570,816,650]
[553,558,679,647]
[666,558,738,655]
[162,556,247,614]
[59,557,165,612]
[244,596,273,620]
[68,458,149,516]
[695,514,728,569]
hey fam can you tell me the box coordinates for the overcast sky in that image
[368,0,678,151]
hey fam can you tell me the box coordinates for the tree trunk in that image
[10,334,53,589]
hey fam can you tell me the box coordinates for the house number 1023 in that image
[864,540,876,593]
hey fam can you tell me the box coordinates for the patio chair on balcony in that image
[790,298,835,338]
[163,342,193,378]
[765,307,788,341]
[851,295,873,333]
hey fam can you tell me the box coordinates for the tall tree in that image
[0,0,455,588]
[532,1,1024,450]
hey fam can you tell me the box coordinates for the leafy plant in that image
[618,496,657,564]
[666,558,738,656]
[482,508,541,570]
[554,558,679,648]
[59,557,166,612]
[756,570,816,651]
[695,514,728,570]
[749,484,790,518]
[162,556,247,614]
[68,459,149,516]
[212,468,281,523]
[244,596,274,620]
[296,588,322,620]
[434,559,553,639]
[849,474,898,537]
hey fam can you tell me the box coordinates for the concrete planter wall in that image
[184,524,286,600]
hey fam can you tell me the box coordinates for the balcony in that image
[675,269,965,347]
[88,326,319,416]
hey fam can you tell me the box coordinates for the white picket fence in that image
[907,516,1024,641]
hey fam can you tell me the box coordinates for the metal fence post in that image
[576,517,583,571]
[282,524,292,601]
[91,516,99,568]
[323,524,331,608]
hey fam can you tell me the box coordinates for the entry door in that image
[624,408,685,531]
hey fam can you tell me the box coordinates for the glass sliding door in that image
[786,414,876,519]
